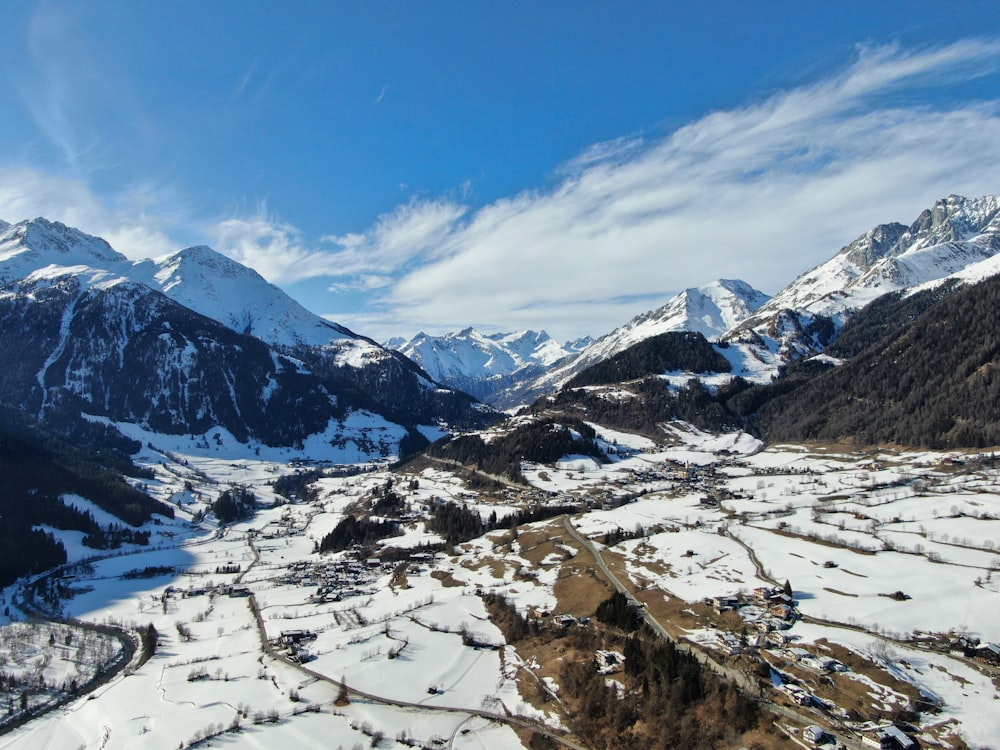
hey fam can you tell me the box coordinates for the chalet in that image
[719,632,743,655]
[862,725,915,749]
[769,603,795,619]
[803,725,827,744]
[778,684,812,706]
[975,642,1000,663]
[712,595,740,612]
[766,630,792,647]
[280,629,317,646]
[228,585,251,597]
[752,586,778,601]
[816,656,844,672]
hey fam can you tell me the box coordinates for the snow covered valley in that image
[1,426,999,750]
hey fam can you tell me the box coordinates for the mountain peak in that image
[17,218,125,261]
[0,217,130,283]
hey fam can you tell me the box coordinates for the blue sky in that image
[2,1,1000,342]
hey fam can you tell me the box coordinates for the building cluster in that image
[707,585,799,635]
[274,557,385,604]
[272,628,317,663]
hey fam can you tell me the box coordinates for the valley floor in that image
[1,425,998,749]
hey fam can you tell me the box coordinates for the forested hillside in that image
[0,406,173,585]
[427,417,607,483]
[530,276,1000,450]
[565,331,731,388]
[753,275,1000,447]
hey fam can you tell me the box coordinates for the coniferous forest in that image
[541,275,1000,450]
[0,407,174,586]
[748,275,1000,447]
[565,331,731,389]
[428,417,607,482]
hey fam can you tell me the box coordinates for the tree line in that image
[565,331,731,389]
[0,407,174,585]
[427,416,606,483]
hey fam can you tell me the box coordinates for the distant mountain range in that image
[386,329,590,407]
[2,194,999,458]
[391,195,1000,409]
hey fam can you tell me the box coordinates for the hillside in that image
[565,331,731,389]
[751,275,1000,448]
[0,406,172,586]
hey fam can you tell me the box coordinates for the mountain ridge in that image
[0,218,496,458]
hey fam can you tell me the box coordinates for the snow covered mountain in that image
[0,218,495,455]
[508,196,1000,402]
[387,328,585,406]
[504,279,770,406]
[727,194,1000,362]
[0,217,132,284]
[133,245,360,349]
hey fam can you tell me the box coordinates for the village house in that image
[862,725,916,750]
[802,724,827,743]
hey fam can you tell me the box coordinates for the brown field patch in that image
[460,556,508,580]
[553,565,613,617]
[430,570,465,587]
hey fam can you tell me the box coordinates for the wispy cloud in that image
[20,2,123,171]
[322,38,1000,341]
[320,198,468,277]
[5,34,1000,345]
[208,208,343,284]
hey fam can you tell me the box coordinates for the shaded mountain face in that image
[0,218,497,454]
[0,270,340,446]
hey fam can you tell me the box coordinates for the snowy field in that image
[1,422,999,748]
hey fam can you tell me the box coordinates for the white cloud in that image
[326,39,1000,342]
[320,198,468,274]
[208,211,341,284]
[0,166,178,258]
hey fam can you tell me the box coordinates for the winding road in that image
[561,515,871,750]
[244,537,591,750]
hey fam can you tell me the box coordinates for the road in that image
[244,537,591,750]
[1,572,140,737]
[561,516,759,693]
[561,515,870,750]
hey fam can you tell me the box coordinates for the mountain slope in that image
[388,328,584,406]
[0,218,496,450]
[507,279,769,406]
[728,195,1000,362]
[134,244,360,349]
[0,267,342,446]
[748,274,1000,448]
